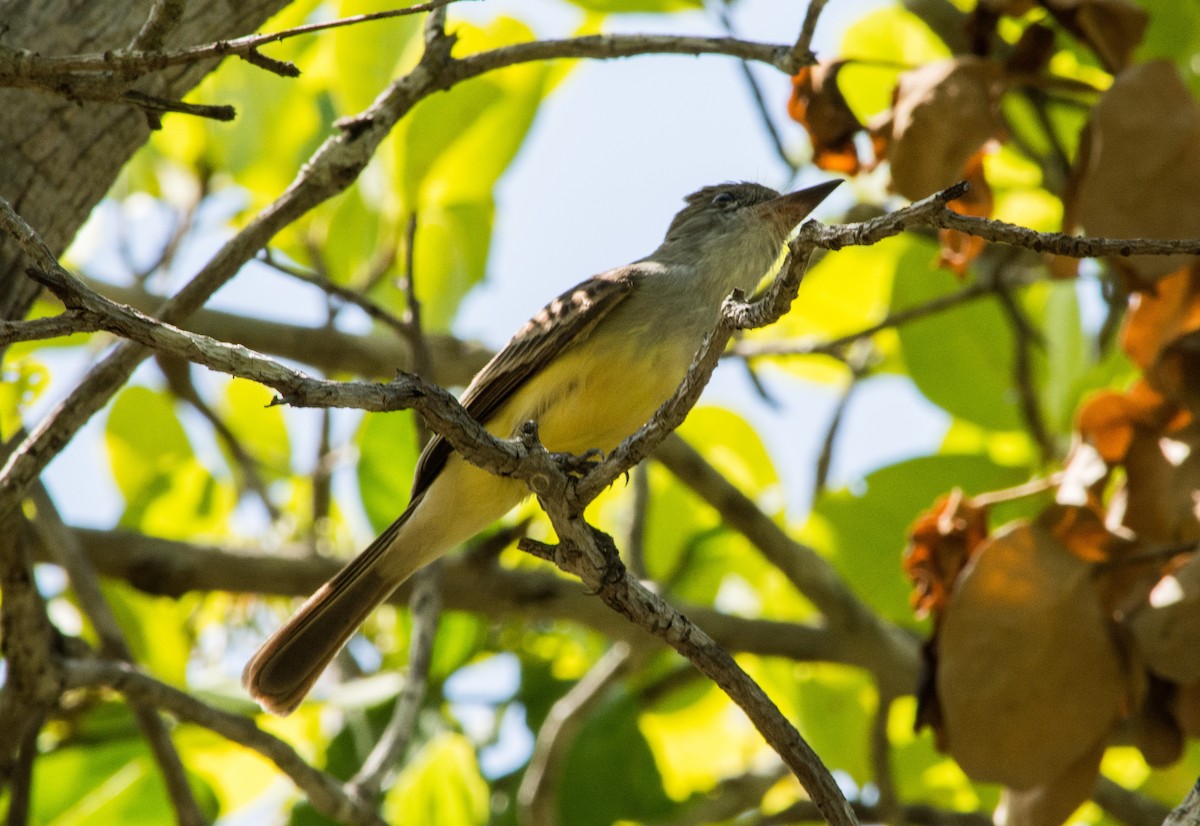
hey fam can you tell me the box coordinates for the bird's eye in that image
[711,192,737,208]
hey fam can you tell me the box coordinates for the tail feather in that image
[243,500,425,716]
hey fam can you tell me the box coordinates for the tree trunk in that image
[0,0,293,324]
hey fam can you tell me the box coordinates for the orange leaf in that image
[788,63,863,175]
[903,490,989,619]
[1062,61,1200,283]
[937,150,995,276]
[886,56,1004,201]
[1076,381,1177,463]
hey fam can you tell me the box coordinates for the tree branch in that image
[516,643,633,826]
[62,658,387,826]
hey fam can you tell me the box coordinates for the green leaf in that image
[750,237,905,384]
[105,385,193,504]
[1024,280,1087,436]
[100,580,192,686]
[808,453,1029,625]
[325,0,422,115]
[0,355,48,437]
[841,3,952,65]
[888,696,993,810]
[382,18,554,329]
[559,693,675,825]
[838,3,951,121]
[356,409,422,533]
[411,199,495,330]
[790,664,876,785]
[387,609,487,682]
[218,377,291,480]
[562,0,701,11]
[1135,0,1200,96]
[891,239,1023,432]
[31,734,218,826]
[383,733,489,825]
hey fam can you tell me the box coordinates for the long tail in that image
[242,496,427,716]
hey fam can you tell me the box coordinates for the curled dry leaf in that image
[937,149,995,276]
[903,490,989,620]
[884,56,1004,201]
[788,62,865,175]
[934,521,1125,789]
[1120,418,1200,544]
[1076,381,1181,464]
[1063,61,1200,282]
[1128,550,1200,685]
[1122,263,1200,419]
[1039,0,1148,73]
[1121,264,1200,382]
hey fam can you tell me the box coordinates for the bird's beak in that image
[757,179,842,233]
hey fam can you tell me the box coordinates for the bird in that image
[243,179,841,715]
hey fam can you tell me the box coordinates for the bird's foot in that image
[550,448,604,478]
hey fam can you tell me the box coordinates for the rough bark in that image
[0,0,293,324]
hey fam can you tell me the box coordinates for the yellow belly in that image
[492,327,694,456]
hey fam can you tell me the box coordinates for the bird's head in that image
[658,180,841,281]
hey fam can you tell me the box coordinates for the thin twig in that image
[626,462,651,580]
[258,249,415,345]
[0,311,102,346]
[348,559,445,804]
[717,6,796,174]
[516,643,633,826]
[6,710,42,826]
[28,485,207,826]
[813,367,862,507]
[871,693,899,826]
[0,0,464,82]
[129,0,185,52]
[63,658,387,826]
[347,210,442,805]
[787,0,831,73]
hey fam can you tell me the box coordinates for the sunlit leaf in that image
[383,733,489,825]
[563,0,700,11]
[1136,0,1200,95]
[560,692,674,821]
[790,664,876,785]
[101,580,192,686]
[380,18,554,329]
[808,453,1029,625]
[356,408,422,533]
[749,237,905,384]
[106,385,193,503]
[639,681,763,803]
[891,239,1023,431]
[218,377,291,480]
[842,3,951,64]
[32,735,218,826]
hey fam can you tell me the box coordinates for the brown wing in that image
[409,266,641,498]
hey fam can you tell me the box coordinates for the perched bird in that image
[244,179,840,715]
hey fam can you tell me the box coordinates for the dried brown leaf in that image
[935,521,1125,788]
[887,56,1004,201]
[995,738,1107,826]
[1040,0,1148,72]
[1128,550,1200,684]
[788,62,864,175]
[1063,61,1200,282]
[1121,418,1200,544]
[903,490,989,620]
[937,150,995,275]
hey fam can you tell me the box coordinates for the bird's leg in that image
[549,448,605,478]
